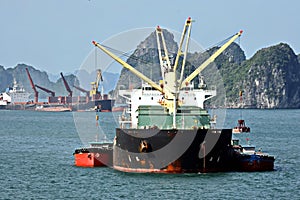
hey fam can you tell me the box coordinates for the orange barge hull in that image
[74,152,111,167]
[73,143,113,167]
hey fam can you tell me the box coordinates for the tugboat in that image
[232,119,250,133]
[232,138,275,171]
[92,17,245,173]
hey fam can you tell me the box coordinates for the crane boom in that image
[180,30,243,89]
[25,68,38,103]
[35,84,55,97]
[156,25,172,74]
[60,72,73,97]
[173,17,192,72]
[73,85,89,96]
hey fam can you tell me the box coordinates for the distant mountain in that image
[240,43,300,108]
[48,72,60,82]
[0,64,80,99]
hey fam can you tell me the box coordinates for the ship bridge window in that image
[143,87,156,91]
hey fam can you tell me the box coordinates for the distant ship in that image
[70,69,115,112]
[35,105,72,112]
[0,79,32,109]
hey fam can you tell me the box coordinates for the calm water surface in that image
[0,109,299,199]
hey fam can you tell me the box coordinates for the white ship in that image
[0,79,31,106]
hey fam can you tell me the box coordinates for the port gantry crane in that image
[92,17,243,128]
[60,72,73,97]
[90,69,103,98]
[25,68,39,103]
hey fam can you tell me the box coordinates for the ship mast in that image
[155,17,193,128]
[92,18,243,129]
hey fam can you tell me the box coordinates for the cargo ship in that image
[91,17,251,173]
[0,79,32,109]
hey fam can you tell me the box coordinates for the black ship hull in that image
[113,128,236,173]
[73,99,115,111]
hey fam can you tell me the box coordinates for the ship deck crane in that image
[60,72,73,97]
[92,17,243,127]
[25,68,38,103]
[35,84,55,97]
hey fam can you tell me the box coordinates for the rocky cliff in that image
[241,43,300,108]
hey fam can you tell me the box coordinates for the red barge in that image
[73,142,113,167]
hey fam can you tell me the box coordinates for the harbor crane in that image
[90,69,103,97]
[25,68,38,103]
[60,72,73,97]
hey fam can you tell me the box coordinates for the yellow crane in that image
[90,69,103,97]
[180,30,243,89]
[92,18,242,115]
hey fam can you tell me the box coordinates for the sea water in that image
[0,109,299,199]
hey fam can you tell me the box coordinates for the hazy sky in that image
[0,0,299,74]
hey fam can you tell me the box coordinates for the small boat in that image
[232,91,250,133]
[232,139,275,171]
[232,119,250,133]
[73,142,113,167]
[35,105,72,112]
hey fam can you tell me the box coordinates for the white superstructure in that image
[118,82,216,128]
